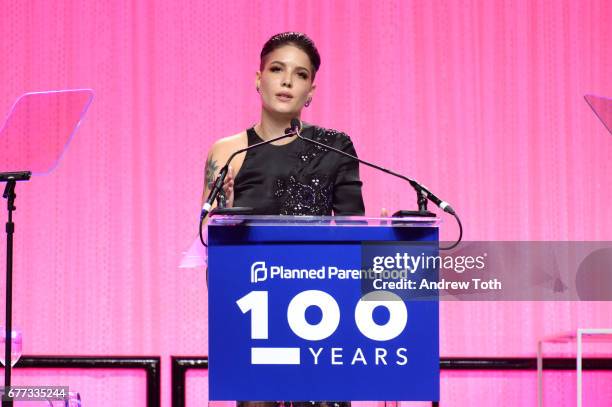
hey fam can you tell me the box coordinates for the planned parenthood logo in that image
[251,261,267,283]
[249,260,364,285]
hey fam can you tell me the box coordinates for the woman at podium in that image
[201,32,359,407]
[202,32,364,218]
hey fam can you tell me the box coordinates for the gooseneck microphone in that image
[289,118,455,215]
[200,120,461,249]
[199,128,299,246]
[289,118,462,250]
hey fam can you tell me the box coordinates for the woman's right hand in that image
[222,165,235,207]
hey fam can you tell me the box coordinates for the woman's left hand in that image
[222,165,235,207]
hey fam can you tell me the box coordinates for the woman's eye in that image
[270,66,281,72]
[298,72,308,79]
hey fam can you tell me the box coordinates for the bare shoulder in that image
[204,130,249,185]
[209,131,248,159]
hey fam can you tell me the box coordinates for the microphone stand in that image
[199,123,462,250]
[292,123,462,250]
[295,133,446,217]
[1,171,31,407]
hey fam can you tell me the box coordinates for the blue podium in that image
[208,215,440,403]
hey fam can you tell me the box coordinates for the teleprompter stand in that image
[1,172,30,406]
[0,90,94,406]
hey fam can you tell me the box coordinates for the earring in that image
[305,97,312,107]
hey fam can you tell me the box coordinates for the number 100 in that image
[237,290,408,341]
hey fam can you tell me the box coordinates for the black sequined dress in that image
[233,124,365,216]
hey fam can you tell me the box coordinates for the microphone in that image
[290,119,455,215]
[200,167,228,218]
[290,118,302,134]
[200,128,298,221]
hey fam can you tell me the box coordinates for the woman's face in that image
[256,45,316,117]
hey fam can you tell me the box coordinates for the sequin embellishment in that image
[272,127,340,215]
[274,175,333,216]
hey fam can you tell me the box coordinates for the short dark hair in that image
[260,32,321,79]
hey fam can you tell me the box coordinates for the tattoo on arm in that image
[205,157,219,190]
[205,156,228,208]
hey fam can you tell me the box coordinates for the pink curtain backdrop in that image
[1,0,612,405]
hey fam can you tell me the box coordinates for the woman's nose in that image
[281,74,292,87]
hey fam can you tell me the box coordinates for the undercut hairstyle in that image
[260,32,321,79]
